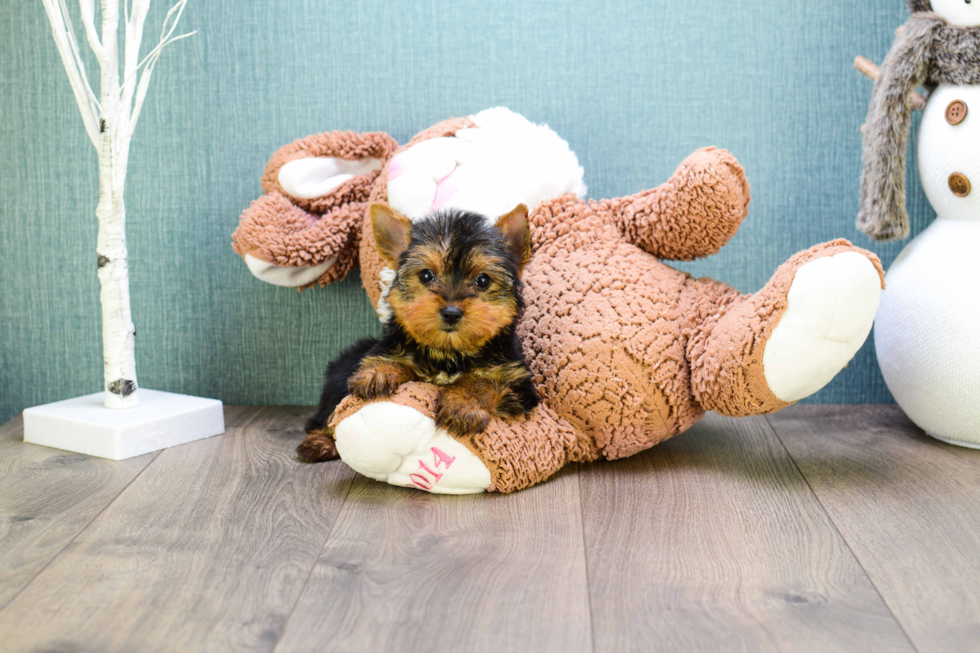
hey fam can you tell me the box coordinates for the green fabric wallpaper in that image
[0,0,931,424]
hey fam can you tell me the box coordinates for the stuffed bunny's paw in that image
[763,251,882,402]
[334,401,491,494]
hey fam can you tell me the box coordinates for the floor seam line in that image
[577,464,599,653]
[0,447,164,616]
[0,405,256,618]
[763,413,922,653]
[272,473,357,653]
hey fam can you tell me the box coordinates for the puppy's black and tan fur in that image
[298,203,538,463]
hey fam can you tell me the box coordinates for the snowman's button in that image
[945,100,968,125]
[949,172,971,197]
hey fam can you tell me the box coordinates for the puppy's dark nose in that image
[440,306,464,325]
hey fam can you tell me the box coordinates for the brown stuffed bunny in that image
[233,108,884,493]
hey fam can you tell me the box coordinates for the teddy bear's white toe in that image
[333,401,491,494]
[763,252,882,403]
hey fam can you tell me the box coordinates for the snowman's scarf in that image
[858,14,980,241]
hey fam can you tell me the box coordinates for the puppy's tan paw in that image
[349,360,411,400]
[436,391,492,436]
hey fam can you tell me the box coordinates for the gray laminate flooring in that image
[1,405,977,653]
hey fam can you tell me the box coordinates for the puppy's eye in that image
[418,269,434,284]
[475,273,491,289]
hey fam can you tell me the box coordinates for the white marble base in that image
[23,390,225,460]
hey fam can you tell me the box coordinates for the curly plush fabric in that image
[858,8,980,240]
[325,233,883,493]
[608,147,752,260]
[688,240,884,416]
[261,131,398,214]
[232,131,398,289]
[234,110,884,493]
[231,194,364,285]
[329,383,599,493]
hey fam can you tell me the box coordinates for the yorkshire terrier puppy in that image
[297,202,539,463]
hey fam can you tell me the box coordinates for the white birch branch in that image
[128,30,195,132]
[57,0,103,112]
[123,0,193,135]
[120,0,149,131]
[39,0,101,147]
[77,0,105,61]
[40,0,195,409]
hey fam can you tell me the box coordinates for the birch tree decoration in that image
[40,0,195,409]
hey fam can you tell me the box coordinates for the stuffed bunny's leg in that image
[688,241,884,416]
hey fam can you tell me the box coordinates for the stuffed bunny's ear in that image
[371,203,413,268]
[279,157,384,200]
[495,204,531,273]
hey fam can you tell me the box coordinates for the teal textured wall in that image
[0,1,931,424]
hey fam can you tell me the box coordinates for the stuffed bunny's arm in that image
[610,148,750,260]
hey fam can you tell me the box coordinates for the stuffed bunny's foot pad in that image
[334,401,491,494]
[763,252,882,402]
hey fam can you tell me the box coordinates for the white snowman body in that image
[874,80,980,446]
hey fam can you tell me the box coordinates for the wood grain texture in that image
[0,414,158,611]
[6,405,977,653]
[580,413,915,653]
[0,406,355,653]
[768,405,980,653]
[274,467,593,653]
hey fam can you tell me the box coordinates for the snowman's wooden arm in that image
[855,56,928,112]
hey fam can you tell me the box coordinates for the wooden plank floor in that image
[580,413,913,653]
[0,415,158,611]
[769,406,980,653]
[0,405,977,652]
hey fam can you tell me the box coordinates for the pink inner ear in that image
[431,169,459,212]
[387,152,408,181]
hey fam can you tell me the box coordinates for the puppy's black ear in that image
[371,203,412,267]
[495,204,531,274]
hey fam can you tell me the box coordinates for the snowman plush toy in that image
[858,0,980,447]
